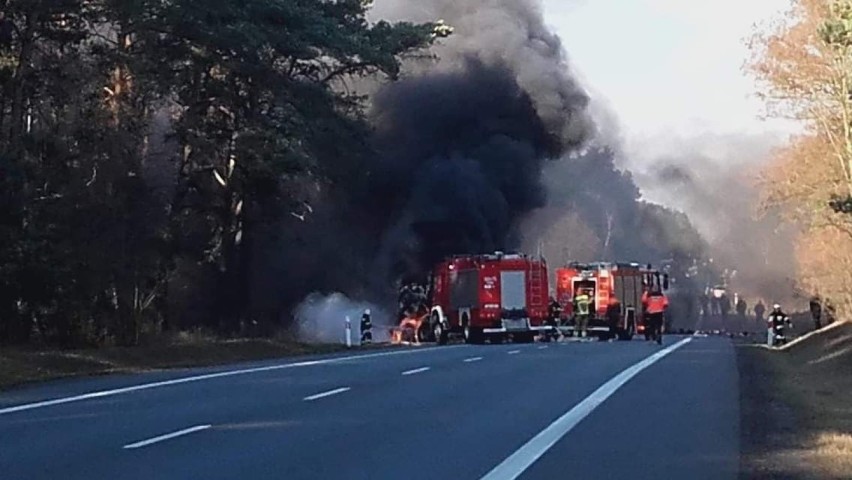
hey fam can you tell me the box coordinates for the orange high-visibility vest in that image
[642,292,669,314]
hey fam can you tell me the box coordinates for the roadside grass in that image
[738,321,852,479]
[0,331,393,391]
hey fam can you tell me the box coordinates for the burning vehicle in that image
[391,251,552,344]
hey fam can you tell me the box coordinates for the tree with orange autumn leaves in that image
[749,0,852,316]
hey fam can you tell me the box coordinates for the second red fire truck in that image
[554,262,670,340]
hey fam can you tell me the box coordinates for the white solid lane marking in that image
[507,350,521,355]
[303,387,351,401]
[123,425,211,450]
[479,337,693,480]
[401,367,431,376]
[464,357,483,363]
[0,346,463,416]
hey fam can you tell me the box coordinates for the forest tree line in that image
[0,1,717,349]
[749,0,852,319]
[0,1,440,347]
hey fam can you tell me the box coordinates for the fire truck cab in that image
[426,252,551,344]
[554,262,669,340]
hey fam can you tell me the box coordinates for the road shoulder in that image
[0,337,392,391]
[737,322,852,479]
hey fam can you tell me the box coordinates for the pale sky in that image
[542,0,794,142]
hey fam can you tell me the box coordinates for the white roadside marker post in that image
[345,316,352,348]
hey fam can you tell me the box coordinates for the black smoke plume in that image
[364,58,580,284]
[260,1,596,329]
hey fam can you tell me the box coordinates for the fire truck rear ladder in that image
[529,264,544,306]
[528,264,552,333]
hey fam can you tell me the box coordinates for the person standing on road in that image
[767,304,791,347]
[753,299,766,334]
[642,287,669,345]
[720,294,732,326]
[606,296,621,337]
[809,295,823,330]
[736,295,747,319]
[360,308,373,344]
[573,289,591,339]
[547,296,563,341]
[754,300,766,323]
[736,295,748,333]
[825,299,836,325]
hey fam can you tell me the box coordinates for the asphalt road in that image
[0,335,739,480]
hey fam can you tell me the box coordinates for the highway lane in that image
[518,337,739,480]
[0,336,738,480]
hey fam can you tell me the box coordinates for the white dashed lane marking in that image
[303,387,351,401]
[123,425,211,450]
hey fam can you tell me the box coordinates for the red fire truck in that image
[424,251,551,344]
[554,262,669,340]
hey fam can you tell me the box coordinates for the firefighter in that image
[605,296,621,335]
[573,289,591,339]
[767,304,791,347]
[809,295,822,330]
[360,308,373,344]
[641,287,669,345]
[547,296,563,341]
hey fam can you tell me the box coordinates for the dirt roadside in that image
[737,321,852,479]
[0,335,395,391]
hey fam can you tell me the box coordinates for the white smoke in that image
[292,292,392,344]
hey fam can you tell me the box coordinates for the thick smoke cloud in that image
[369,0,592,145]
[272,0,778,339]
[520,145,708,267]
[627,132,797,302]
[358,1,592,286]
[274,0,595,336]
[367,59,573,281]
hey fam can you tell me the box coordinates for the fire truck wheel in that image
[463,325,483,344]
[433,321,448,345]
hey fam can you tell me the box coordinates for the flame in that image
[390,315,427,345]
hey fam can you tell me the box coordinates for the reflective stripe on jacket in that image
[574,294,590,315]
